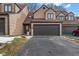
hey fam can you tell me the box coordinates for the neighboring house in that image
[23,5,79,36]
[0,3,28,35]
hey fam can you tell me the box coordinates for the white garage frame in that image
[31,23,62,36]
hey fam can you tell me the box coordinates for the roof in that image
[24,18,79,25]
[33,5,48,15]
[23,12,34,24]
[62,11,68,15]
[56,11,68,16]
[16,3,26,9]
[44,8,56,14]
[15,3,27,13]
[63,20,79,25]
[66,12,74,16]
[23,17,63,25]
[33,5,68,16]
[69,12,74,15]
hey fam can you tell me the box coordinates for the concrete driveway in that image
[17,36,79,56]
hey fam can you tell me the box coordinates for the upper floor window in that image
[68,16,74,20]
[59,16,65,20]
[4,4,12,12]
[47,13,53,19]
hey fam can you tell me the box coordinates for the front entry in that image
[0,18,5,35]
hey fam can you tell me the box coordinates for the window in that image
[4,4,12,12]
[68,16,74,20]
[47,13,53,19]
[59,16,65,20]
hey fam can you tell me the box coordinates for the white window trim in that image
[69,16,74,20]
[47,13,54,19]
[59,16,65,20]
[4,4,12,12]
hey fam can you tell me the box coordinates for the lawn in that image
[0,36,28,56]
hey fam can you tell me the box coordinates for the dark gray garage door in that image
[63,26,77,35]
[0,18,5,35]
[33,24,60,36]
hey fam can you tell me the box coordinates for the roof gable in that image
[33,5,48,14]
[15,3,27,13]
[16,3,26,9]
[57,12,66,16]
[67,12,74,16]
[45,8,56,13]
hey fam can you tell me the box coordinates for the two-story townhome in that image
[23,5,79,36]
[0,3,28,36]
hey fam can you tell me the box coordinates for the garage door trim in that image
[31,23,62,36]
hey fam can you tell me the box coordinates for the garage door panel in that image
[33,24,60,36]
[63,26,77,34]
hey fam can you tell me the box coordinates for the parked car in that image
[72,28,79,36]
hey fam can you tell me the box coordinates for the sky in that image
[53,3,79,16]
[29,3,79,16]
[61,3,79,16]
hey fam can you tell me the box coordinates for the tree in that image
[46,3,67,12]
[27,3,37,11]
[56,6,67,11]
[27,3,43,12]
[27,3,67,12]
